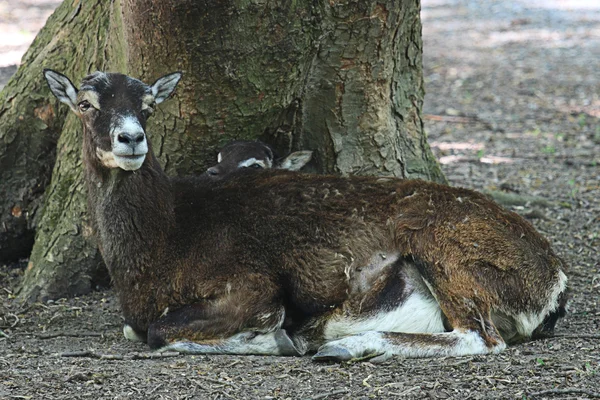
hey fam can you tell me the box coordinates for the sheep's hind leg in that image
[313,295,506,362]
[313,298,507,362]
[147,300,301,356]
[312,327,506,362]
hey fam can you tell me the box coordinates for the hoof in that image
[312,345,354,362]
[367,352,392,364]
[275,329,302,356]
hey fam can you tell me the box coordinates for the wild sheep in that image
[44,69,568,361]
[206,140,312,178]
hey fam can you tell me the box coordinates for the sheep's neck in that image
[83,136,175,294]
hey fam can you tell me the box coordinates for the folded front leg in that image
[147,298,301,356]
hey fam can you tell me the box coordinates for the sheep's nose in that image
[207,167,220,176]
[117,132,145,147]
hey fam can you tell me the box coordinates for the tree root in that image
[60,350,180,360]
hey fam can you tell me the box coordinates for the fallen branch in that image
[0,329,9,338]
[60,350,180,360]
[527,388,600,399]
[198,376,238,388]
[61,350,124,360]
[130,352,181,360]
[38,331,104,339]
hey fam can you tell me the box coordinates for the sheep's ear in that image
[278,151,313,171]
[151,72,182,104]
[43,69,78,112]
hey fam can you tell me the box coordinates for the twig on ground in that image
[431,357,474,368]
[399,386,421,396]
[38,331,103,339]
[61,350,97,358]
[305,389,349,400]
[527,388,600,399]
[198,376,237,387]
[130,352,181,360]
[147,383,163,395]
[60,350,180,360]
[7,313,19,328]
[61,350,124,360]
[583,215,599,228]
[0,329,9,338]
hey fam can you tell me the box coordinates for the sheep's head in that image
[207,140,313,178]
[44,69,181,171]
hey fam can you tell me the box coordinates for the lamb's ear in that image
[278,150,313,171]
[43,69,78,112]
[151,72,182,104]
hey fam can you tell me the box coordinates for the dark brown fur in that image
[46,70,568,359]
[90,164,566,343]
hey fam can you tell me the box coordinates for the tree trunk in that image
[9,0,444,302]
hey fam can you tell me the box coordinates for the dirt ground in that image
[1,0,599,399]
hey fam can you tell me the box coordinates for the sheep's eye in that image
[78,100,91,112]
[250,163,263,169]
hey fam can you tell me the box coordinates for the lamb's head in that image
[43,69,181,171]
[207,140,313,178]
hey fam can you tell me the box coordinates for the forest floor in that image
[1,0,599,399]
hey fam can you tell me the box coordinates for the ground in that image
[1,0,599,399]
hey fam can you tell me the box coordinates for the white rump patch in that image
[514,270,568,336]
[324,290,445,340]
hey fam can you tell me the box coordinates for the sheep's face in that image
[207,140,313,179]
[44,70,181,171]
[207,141,274,178]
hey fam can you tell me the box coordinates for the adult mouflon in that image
[44,69,568,361]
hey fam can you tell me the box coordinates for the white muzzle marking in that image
[110,115,148,171]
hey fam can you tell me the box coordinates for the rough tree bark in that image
[0,0,444,302]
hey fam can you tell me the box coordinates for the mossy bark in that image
[12,0,444,301]
[0,0,84,262]
[17,1,125,301]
